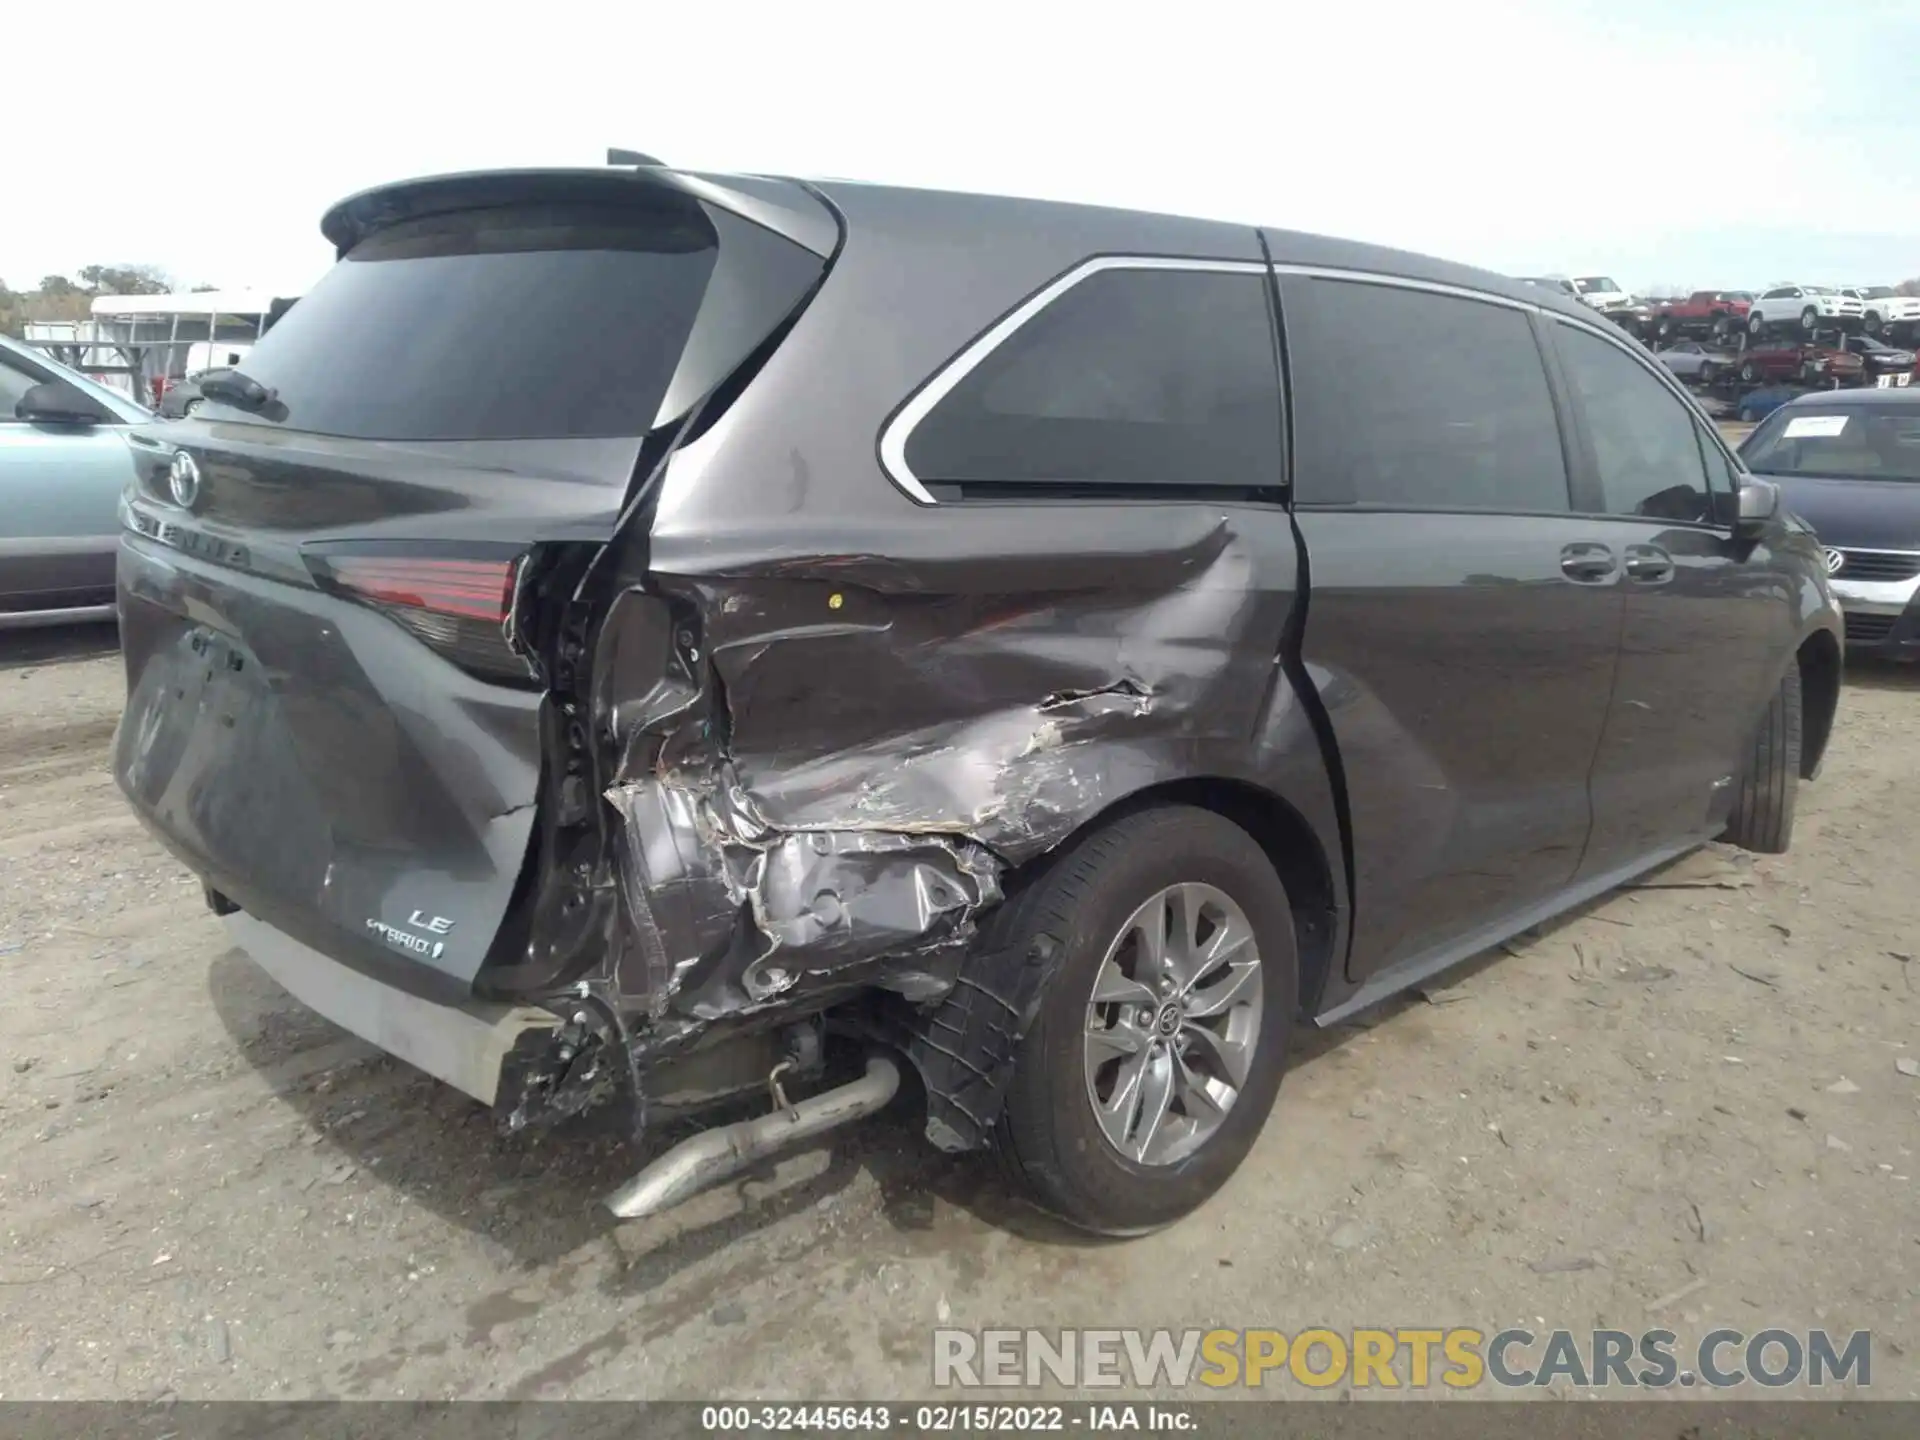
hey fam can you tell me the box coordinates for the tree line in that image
[0,267,218,338]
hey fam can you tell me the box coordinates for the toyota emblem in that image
[1823,548,1845,575]
[167,450,202,509]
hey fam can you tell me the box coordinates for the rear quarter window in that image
[899,265,1283,499]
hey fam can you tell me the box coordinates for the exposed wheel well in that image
[1797,630,1841,779]
[1096,778,1341,1021]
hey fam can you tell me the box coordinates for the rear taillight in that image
[307,548,534,684]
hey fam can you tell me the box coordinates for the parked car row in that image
[1525,278,1919,351]
[1656,331,1918,394]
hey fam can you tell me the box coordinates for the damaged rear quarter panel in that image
[597,185,1344,1086]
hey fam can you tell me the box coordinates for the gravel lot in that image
[3,618,1918,1402]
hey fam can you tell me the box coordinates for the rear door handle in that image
[1623,544,1675,584]
[1559,542,1617,583]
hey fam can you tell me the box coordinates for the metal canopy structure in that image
[24,291,298,403]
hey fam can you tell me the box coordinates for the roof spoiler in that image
[319,166,840,260]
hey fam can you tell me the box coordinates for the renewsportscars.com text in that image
[933,1327,1872,1390]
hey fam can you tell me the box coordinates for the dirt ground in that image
[3,618,1919,1403]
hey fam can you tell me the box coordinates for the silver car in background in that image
[0,332,150,628]
[1655,339,1737,387]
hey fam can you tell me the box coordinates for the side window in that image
[1556,323,1713,524]
[1287,279,1569,511]
[1697,423,1740,524]
[901,267,1281,496]
[0,355,44,420]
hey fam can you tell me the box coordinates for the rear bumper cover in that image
[227,911,553,1104]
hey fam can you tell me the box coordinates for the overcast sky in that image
[12,0,1918,297]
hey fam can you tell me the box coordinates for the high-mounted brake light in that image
[308,548,533,684]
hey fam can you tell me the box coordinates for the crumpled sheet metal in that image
[598,518,1284,1047]
[675,553,1268,862]
[606,761,1003,1021]
[732,826,1003,1000]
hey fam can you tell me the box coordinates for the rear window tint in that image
[902,266,1282,496]
[220,202,724,441]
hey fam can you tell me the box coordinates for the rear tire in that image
[993,806,1297,1236]
[1739,359,1759,384]
[1722,661,1802,855]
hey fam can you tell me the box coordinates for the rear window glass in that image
[1741,407,1920,481]
[220,202,721,441]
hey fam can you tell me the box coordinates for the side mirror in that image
[16,378,113,427]
[1735,476,1781,539]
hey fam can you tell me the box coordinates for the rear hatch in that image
[113,169,833,1001]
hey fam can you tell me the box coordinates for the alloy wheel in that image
[1082,882,1264,1167]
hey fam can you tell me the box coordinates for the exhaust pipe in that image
[604,1054,900,1221]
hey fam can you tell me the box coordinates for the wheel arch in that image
[1084,776,1344,1021]
[890,772,1346,1155]
[1796,625,1841,780]
[1098,783,1336,1021]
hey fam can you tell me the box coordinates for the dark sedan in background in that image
[1837,333,1918,388]
[1740,389,1920,657]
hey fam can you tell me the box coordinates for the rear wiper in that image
[195,367,278,411]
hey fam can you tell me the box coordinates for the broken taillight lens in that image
[307,548,534,684]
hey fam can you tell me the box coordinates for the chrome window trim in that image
[1279,263,1750,501]
[1266,262,1548,318]
[877,253,1699,506]
[878,255,1268,504]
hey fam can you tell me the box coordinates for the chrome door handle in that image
[1623,545,1674,584]
[1560,542,1617,583]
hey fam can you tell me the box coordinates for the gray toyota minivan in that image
[114,159,1842,1234]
